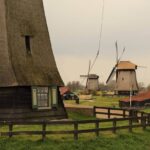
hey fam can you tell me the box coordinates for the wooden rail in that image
[93,106,150,119]
[93,106,131,118]
[0,116,149,140]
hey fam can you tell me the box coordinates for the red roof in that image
[59,87,70,95]
[120,91,150,102]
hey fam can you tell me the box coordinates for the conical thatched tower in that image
[0,0,67,121]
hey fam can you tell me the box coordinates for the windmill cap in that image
[117,61,137,70]
[88,74,99,79]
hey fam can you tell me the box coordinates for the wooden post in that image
[74,122,78,140]
[129,118,132,133]
[93,106,96,117]
[148,114,150,126]
[75,99,79,104]
[141,112,144,118]
[123,110,126,118]
[95,121,99,137]
[108,108,110,119]
[142,116,146,130]
[129,110,133,118]
[113,118,117,134]
[9,123,13,138]
[42,123,46,141]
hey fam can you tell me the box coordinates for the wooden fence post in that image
[142,116,146,130]
[74,122,78,140]
[93,106,96,117]
[148,114,150,126]
[123,110,126,118]
[9,123,13,138]
[108,108,110,119]
[95,121,99,137]
[42,123,46,141]
[141,112,144,118]
[129,119,132,133]
[113,118,117,134]
[75,99,79,104]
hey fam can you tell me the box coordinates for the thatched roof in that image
[0,0,63,87]
[117,61,137,70]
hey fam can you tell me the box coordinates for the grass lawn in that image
[0,96,150,150]
[142,108,150,113]
[64,95,127,108]
[0,130,150,150]
[0,111,150,150]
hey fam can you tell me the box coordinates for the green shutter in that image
[48,88,52,108]
[32,87,38,109]
[52,86,58,107]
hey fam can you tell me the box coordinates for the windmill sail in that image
[86,60,91,88]
[115,41,118,64]
[106,66,116,84]
[106,42,126,84]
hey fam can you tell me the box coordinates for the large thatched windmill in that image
[106,42,139,95]
[0,0,67,121]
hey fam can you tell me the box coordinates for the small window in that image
[32,86,58,110]
[37,87,49,108]
[25,35,31,53]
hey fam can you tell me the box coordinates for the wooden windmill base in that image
[115,90,138,96]
[0,87,67,121]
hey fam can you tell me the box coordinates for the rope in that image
[90,0,105,72]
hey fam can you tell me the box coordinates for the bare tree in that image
[67,81,84,92]
[138,82,146,92]
[147,84,150,91]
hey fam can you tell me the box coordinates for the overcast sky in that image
[43,0,150,86]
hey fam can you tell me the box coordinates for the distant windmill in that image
[80,0,105,92]
[106,41,139,95]
[80,61,100,91]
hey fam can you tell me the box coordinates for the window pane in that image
[52,87,57,105]
[32,88,37,108]
[37,87,49,108]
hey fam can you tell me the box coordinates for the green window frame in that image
[32,86,58,110]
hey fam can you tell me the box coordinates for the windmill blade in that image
[107,70,116,84]
[138,66,147,68]
[115,41,119,64]
[118,47,126,63]
[106,66,116,84]
[80,75,88,78]
[85,60,91,88]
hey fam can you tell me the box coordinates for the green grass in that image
[65,95,127,108]
[0,96,150,150]
[142,108,150,113]
[0,111,149,150]
[0,129,150,150]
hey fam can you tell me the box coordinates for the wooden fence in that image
[93,106,150,119]
[93,106,131,118]
[0,116,149,140]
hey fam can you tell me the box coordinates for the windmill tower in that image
[80,61,100,91]
[0,0,67,121]
[80,74,100,91]
[115,61,139,95]
[106,42,139,95]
